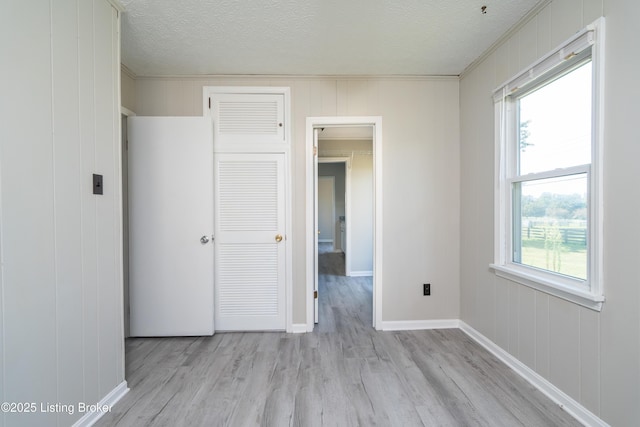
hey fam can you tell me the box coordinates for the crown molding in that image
[132,73,459,81]
[460,0,553,80]
[120,64,137,79]
[108,0,125,13]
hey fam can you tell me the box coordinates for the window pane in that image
[513,174,587,280]
[518,61,592,175]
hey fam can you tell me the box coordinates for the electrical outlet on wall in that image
[423,283,431,296]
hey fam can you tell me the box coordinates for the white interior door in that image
[128,117,214,337]
[214,153,286,330]
[313,129,319,324]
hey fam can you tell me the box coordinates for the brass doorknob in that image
[275,234,283,242]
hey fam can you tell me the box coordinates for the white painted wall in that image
[320,140,374,275]
[317,176,335,242]
[350,149,373,275]
[130,76,461,323]
[318,162,346,247]
[0,1,125,426]
[460,0,639,425]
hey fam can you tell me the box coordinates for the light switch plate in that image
[93,174,103,195]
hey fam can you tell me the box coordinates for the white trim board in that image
[349,271,373,277]
[120,106,136,117]
[291,323,309,333]
[72,381,129,427]
[380,319,460,331]
[459,322,609,427]
[108,0,125,13]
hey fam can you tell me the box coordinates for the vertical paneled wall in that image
[460,0,640,425]
[0,1,124,426]
[132,76,461,324]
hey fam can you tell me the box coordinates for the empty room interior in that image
[1,0,639,426]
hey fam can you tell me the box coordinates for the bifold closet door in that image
[214,153,286,331]
[128,117,214,337]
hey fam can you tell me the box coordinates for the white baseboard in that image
[349,270,373,277]
[290,323,309,333]
[73,380,129,427]
[459,321,608,427]
[380,319,460,331]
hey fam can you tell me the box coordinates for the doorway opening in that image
[318,159,349,273]
[306,116,383,331]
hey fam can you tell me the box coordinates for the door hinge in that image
[208,97,211,109]
[313,146,317,156]
[314,290,318,299]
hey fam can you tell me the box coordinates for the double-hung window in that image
[492,18,605,310]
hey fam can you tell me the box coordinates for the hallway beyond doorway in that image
[317,242,372,332]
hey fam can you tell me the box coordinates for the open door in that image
[313,128,319,324]
[128,117,214,337]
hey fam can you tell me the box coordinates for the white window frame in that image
[491,18,605,311]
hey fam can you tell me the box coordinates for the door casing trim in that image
[306,116,383,331]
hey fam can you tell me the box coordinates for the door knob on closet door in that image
[200,235,210,244]
[275,234,283,243]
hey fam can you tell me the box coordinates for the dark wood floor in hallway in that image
[97,243,580,426]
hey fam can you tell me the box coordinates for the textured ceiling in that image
[120,0,542,77]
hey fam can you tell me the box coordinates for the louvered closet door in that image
[214,153,286,330]
[212,93,284,146]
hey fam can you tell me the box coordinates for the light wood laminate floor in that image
[98,244,579,426]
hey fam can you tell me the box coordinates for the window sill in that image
[489,264,604,311]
